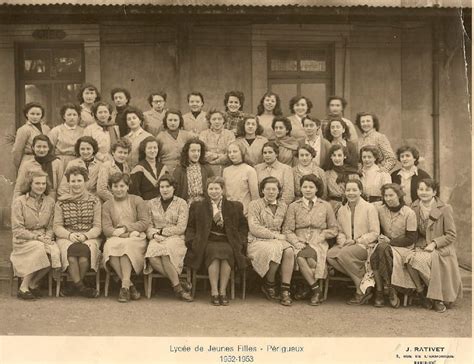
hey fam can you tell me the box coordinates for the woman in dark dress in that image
[185,176,248,306]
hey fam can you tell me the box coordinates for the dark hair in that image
[32,134,53,155]
[138,136,159,162]
[206,109,225,128]
[108,172,131,188]
[163,109,184,129]
[110,87,131,104]
[300,174,324,198]
[235,115,264,138]
[206,176,225,190]
[297,144,316,159]
[259,176,282,199]
[147,91,167,106]
[326,144,348,170]
[187,91,204,104]
[23,102,45,119]
[344,178,364,193]
[180,138,206,167]
[324,118,351,142]
[256,91,283,116]
[289,96,313,114]
[91,101,113,120]
[65,165,89,183]
[158,174,177,191]
[262,141,279,157]
[355,112,380,132]
[124,106,145,126]
[396,145,420,166]
[417,178,440,197]
[360,145,382,164]
[224,91,244,111]
[302,115,322,128]
[381,183,405,205]
[59,103,81,121]
[77,83,101,104]
[21,169,51,195]
[272,116,292,136]
[327,96,347,109]
[74,136,99,157]
[111,138,132,154]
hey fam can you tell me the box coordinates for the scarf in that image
[58,187,88,202]
[115,161,124,172]
[30,122,43,133]
[191,111,201,119]
[275,135,299,151]
[34,153,58,187]
[83,157,95,170]
[161,196,173,212]
[96,119,119,146]
[385,201,405,213]
[212,198,224,228]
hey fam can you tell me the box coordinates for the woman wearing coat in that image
[184,176,248,306]
[405,179,462,313]
[123,106,153,169]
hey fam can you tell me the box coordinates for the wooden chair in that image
[10,264,53,297]
[144,266,192,299]
[191,268,235,299]
[104,269,144,297]
[55,269,101,297]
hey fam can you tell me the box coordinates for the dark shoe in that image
[415,291,433,310]
[78,286,99,298]
[388,287,400,308]
[17,289,36,300]
[374,291,385,308]
[261,284,279,301]
[280,291,292,306]
[180,279,192,292]
[433,300,447,313]
[118,287,130,303]
[294,286,311,301]
[59,284,77,297]
[129,285,141,301]
[29,287,43,298]
[309,290,322,306]
[347,288,373,305]
[211,295,220,306]
[219,295,229,306]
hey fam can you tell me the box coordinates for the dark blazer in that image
[173,163,214,201]
[391,168,431,203]
[129,159,169,201]
[184,198,248,271]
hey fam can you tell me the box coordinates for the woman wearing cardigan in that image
[54,166,101,298]
[185,176,248,306]
[323,118,358,169]
[256,91,283,141]
[391,145,431,206]
[234,115,268,166]
[327,179,380,305]
[360,145,392,203]
[102,172,150,303]
[173,138,214,204]
[287,96,312,141]
[123,106,153,169]
[11,170,61,300]
[293,144,327,200]
[405,179,462,313]
[272,116,299,166]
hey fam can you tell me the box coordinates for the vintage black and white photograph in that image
[0,0,472,362]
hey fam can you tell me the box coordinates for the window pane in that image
[270,50,297,72]
[51,83,82,126]
[25,83,50,107]
[53,48,83,74]
[300,49,327,72]
[23,49,50,75]
[301,83,327,117]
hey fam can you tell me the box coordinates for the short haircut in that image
[344,178,364,192]
[108,172,131,188]
[327,96,348,109]
[74,136,99,157]
[111,138,132,153]
[235,115,264,138]
[396,145,420,166]
[355,112,380,132]
[110,87,131,104]
[124,106,145,125]
[21,169,51,195]
[258,176,282,199]
[180,138,207,167]
[381,183,405,204]
[324,118,352,142]
[59,103,81,121]
[289,96,313,114]
[262,141,279,156]
[147,91,167,106]
[302,115,322,127]
[227,141,246,164]
[224,91,245,111]
[138,136,159,162]
[206,109,225,128]
[297,144,316,159]
[206,176,225,190]
[65,165,89,182]
[256,91,283,116]
[359,144,382,164]
[300,174,324,198]
[91,101,113,119]
[163,109,184,129]
[272,116,292,136]
[326,144,348,170]
[158,173,177,190]
[23,102,45,119]
[32,134,53,153]
[77,83,101,104]
[187,91,204,103]
[417,178,440,196]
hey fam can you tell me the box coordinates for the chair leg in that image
[146,274,153,299]
[191,270,197,298]
[230,269,235,300]
[48,270,53,297]
[96,269,101,295]
[186,267,192,285]
[242,269,246,300]
[403,293,408,307]
[56,274,62,298]
[104,271,110,297]
[10,265,17,297]
[323,277,329,301]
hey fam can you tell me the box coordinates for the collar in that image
[63,123,77,130]
[127,128,145,138]
[302,196,318,207]
[363,164,380,173]
[266,160,279,169]
[305,135,320,144]
[398,166,418,177]
[363,128,376,137]
[332,139,347,147]
[263,198,278,206]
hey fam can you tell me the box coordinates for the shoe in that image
[118,287,130,303]
[261,284,279,301]
[211,295,220,306]
[309,290,321,306]
[347,288,373,305]
[178,290,194,302]
[129,285,141,300]
[78,286,99,298]
[219,295,229,306]
[388,287,400,308]
[294,286,311,301]
[180,279,192,292]
[280,291,292,306]
[374,291,384,307]
[415,291,433,310]
[29,287,43,298]
[59,284,77,297]
[433,300,447,313]
[17,289,36,300]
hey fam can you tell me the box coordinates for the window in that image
[268,44,334,117]
[16,44,85,128]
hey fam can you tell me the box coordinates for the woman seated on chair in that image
[185,176,248,306]
[102,172,150,303]
[247,176,295,306]
[283,174,338,306]
[405,179,463,313]
[11,170,61,300]
[369,183,418,308]
[144,174,193,302]
[53,166,102,298]
[327,178,380,305]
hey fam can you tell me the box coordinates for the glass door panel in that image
[270,83,297,116]
[301,83,328,119]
